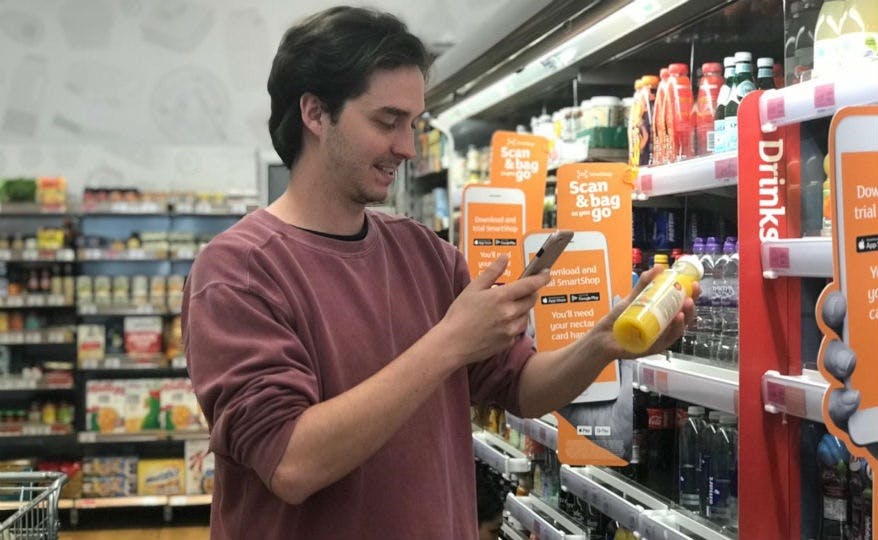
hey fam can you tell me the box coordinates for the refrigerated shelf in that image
[504,494,586,540]
[472,431,531,475]
[760,236,832,279]
[634,355,739,415]
[761,368,828,423]
[505,413,558,451]
[634,151,737,199]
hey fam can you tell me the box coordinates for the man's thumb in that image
[472,254,509,288]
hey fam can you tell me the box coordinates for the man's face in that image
[321,66,424,206]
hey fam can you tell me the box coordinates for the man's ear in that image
[300,93,326,137]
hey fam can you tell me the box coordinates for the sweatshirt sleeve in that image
[184,281,318,488]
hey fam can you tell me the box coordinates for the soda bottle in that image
[707,414,738,529]
[644,392,676,495]
[623,389,649,482]
[756,57,777,90]
[713,57,736,153]
[693,62,723,156]
[613,255,703,355]
[723,52,755,154]
[652,67,671,164]
[678,405,706,513]
[632,247,645,288]
[666,63,694,161]
[817,433,851,540]
[700,410,721,516]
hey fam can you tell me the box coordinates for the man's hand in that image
[438,254,551,366]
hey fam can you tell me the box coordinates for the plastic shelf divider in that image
[560,465,663,531]
[761,368,828,423]
[760,237,832,278]
[635,151,737,198]
[635,355,739,415]
[504,494,586,540]
[505,413,558,451]
[472,432,531,474]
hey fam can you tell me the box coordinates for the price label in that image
[136,304,155,314]
[814,83,836,110]
[714,157,738,181]
[6,296,24,308]
[24,331,41,344]
[230,203,247,215]
[655,370,670,394]
[58,249,75,261]
[171,356,187,369]
[80,304,97,315]
[105,357,121,369]
[48,294,65,306]
[83,249,102,260]
[81,359,98,370]
[768,246,791,269]
[195,201,212,214]
[27,295,46,307]
[48,331,65,343]
[641,366,656,387]
[175,248,195,260]
[733,389,740,415]
[79,432,97,443]
[767,96,785,121]
[21,249,38,261]
[175,202,195,214]
[639,174,653,194]
[0,249,10,261]
[128,249,147,259]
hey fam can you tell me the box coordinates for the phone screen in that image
[465,201,525,282]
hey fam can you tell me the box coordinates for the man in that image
[183,6,694,539]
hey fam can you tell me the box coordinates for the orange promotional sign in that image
[459,184,526,283]
[488,131,549,235]
[545,162,633,466]
[817,106,878,529]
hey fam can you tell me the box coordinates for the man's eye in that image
[376,119,396,130]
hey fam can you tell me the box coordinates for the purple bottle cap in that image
[705,237,720,254]
[723,238,736,254]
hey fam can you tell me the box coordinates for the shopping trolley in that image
[0,472,67,540]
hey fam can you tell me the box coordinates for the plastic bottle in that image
[613,255,703,354]
[682,239,705,355]
[632,247,645,287]
[723,53,755,154]
[667,63,694,161]
[707,414,738,529]
[652,67,671,164]
[653,253,670,270]
[796,4,816,81]
[817,433,851,540]
[839,0,878,69]
[693,62,723,156]
[814,1,848,78]
[715,238,739,365]
[623,389,649,482]
[698,237,722,360]
[865,462,873,540]
[644,392,677,495]
[700,410,721,516]
[823,153,833,237]
[756,58,777,90]
[713,57,736,153]
[850,457,866,540]
[679,405,706,513]
[638,75,659,167]
[628,78,646,170]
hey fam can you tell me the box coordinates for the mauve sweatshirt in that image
[183,209,535,539]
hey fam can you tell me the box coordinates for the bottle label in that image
[632,277,687,333]
[724,117,739,152]
[714,119,725,153]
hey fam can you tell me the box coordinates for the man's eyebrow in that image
[376,106,425,118]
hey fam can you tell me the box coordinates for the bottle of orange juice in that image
[667,63,694,161]
[613,255,703,354]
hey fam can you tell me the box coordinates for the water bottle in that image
[818,434,851,540]
[695,237,720,360]
[707,414,738,529]
[850,457,866,540]
[681,239,705,355]
[716,238,739,365]
[678,406,706,512]
[699,411,721,516]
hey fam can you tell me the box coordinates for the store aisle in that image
[60,527,209,540]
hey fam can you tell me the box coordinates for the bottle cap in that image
[660,67,670,78]
[851,458,862,472]
[705,237,721,253]
[757,57,775,68]
[687,405,706,415]
[653,253,670,267]
[708,410,722,421]
[719,414,737,425]
[691,239,705,255]
[734,51,753,62]
[723,238,736,254]
[674,255,704,279]
[641,75,659,87]
[668,63,688,76]
[632,248,643,264]
[723,56,736,67]
[702,62,723,74]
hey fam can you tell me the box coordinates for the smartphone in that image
[829,111,878,446]
[461,185,527,283]
[519,230,574,278]
[523,230,620,403]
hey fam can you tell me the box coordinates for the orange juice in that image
[613,255,703,354]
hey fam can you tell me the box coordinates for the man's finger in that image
[469,254,510,290]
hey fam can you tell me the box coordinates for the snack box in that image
[137,458,185,496]
[184,439,215,494]
[124,316,163,357]
[85,380,125,432]
[160,378,206,431]
[82,456,138,479]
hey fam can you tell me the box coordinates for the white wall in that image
[0,0,507,198]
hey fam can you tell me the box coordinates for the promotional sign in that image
[546,162,633,466]
[817,106,878,534]
[488,131,549,235]
[459,184,526,283]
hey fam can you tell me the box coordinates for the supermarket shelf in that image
[561,465,667,532]
[501,522,529,540]
[77,430,209,443]
[504,494,586,540]
[167,494,212,506]
[78,354,171,370]
[760,236,832,279]
[78,303,171,316]
[171,202,251,216]
[77,248,168,261]
[634,151,737,199]
[0,248,75,262]
[0,294,72,309]
[75,495,167,509]
[634,354,739,415]
[505,413,557,451]
[762,368,828,423]
[639,508,732,540]
[472,431,531,475]
[547,147,629,174]
[76,201,253,216]
[0,327,75,345]
[0,203,68,216]
[0,376,74,391]
[758,67,878,131]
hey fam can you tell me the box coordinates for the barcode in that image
[706,131,715,153]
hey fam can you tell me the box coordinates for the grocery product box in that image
[137,458,185,495]
[85,380,125,432]
[160,378,206,431]
[184,440,215,494]
[124,316,162,358]
[122,379,162,432]
[77,324,106,366]
[82,456,137,479]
